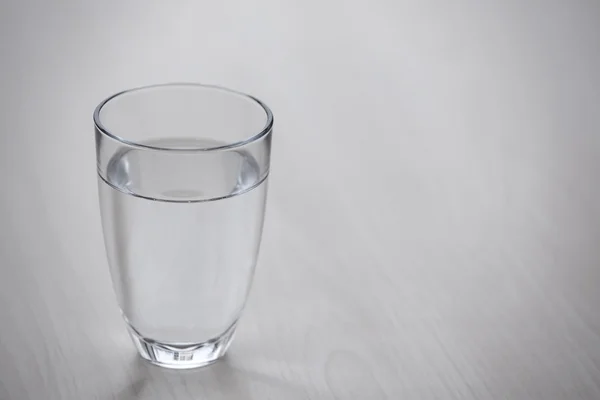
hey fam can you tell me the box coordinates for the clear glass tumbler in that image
[94,83,273,369]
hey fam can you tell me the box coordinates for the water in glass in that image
[98,139,267,347]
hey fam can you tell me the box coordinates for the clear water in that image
[98,139,268,344]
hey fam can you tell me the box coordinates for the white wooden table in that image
[1,1,599,398]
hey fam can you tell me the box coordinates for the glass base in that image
[126,323,237,369]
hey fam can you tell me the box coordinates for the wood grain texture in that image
[1,0,600,399]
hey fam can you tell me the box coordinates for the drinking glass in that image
[94,83,273,369]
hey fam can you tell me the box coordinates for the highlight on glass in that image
[94,83,273,369]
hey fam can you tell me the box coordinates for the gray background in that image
[1,0,600,399]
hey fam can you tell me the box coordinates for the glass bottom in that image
[126,322,237,369]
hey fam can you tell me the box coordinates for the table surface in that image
[1,1,600,399]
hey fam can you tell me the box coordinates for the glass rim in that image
[93,82,274,152]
